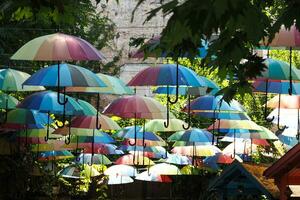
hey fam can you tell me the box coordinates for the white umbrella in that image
[104,164,137,177]
[148,163,181,175]
[108,174,134,185]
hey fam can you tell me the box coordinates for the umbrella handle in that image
[88,155,94,166]
[277,124,287,131]
[95,94,102,130]
[265,116,274,122]
[182,95,191,130]
[167,61,179,105]
[57,62,68,105]
[164,96,170,128]
[129,116,137,146]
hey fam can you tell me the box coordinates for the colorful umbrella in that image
[168,129,213,143]
[6,108,49,126]
[194,112,250,120]
[115,126,141,138]
[180,165,204,175]
[123,127,162,141]
[207,120,262,131]
[65,73,134,95]
[222,140,258,156]
[59,164,100,179]
[108,174,134,185]
[0,68,44,91]
[135,171,172,183]
[11,33,105,61]
[252,79,300,94]
[148,163,181,175]
[223,126,278,140]
[71,115,121,130]
[144,119,187,132]
[104,164,137,177]
[76,153,112,165]
[267,108,299,129]
[171,145,216,157]
[103,95,168,119]
[38,150,74,161]
[115,154,155,166]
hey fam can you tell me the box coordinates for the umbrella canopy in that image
[168,128,213,143]
[54,127,115,139]
[171,145,219,157]
[144,119,187,132]
[76,153,112,165]
[123,138,165,147]
[257,58,300,81]
[161,154,191,165]
[252,80,300,94]
[65,73,134,95]
[222,140,258,155]
[267,94,300,109]
[75,99,97,116]
[155,86,209,96]
[6,108,50,125]
[194,112,250,120]
[180,165,205,175]
[18,127,57,137]
[262,25,300,48]
[23,63,106,87]
[267,108,298,128]
[223,126,278,140]
[148,163,181,175]
[203,153,235,165]
[0,68,44,91]
[11,33,105,61]
[0,93,19,109]
[115,126,141,138]
[104,164,137,177]
[17,90,84,115]
[59,164,100,179]
[221,137,270,146]
[108,174,134,185]
[123,127,162,141]
[127,64,216,88]
[31,141,70,152]
[38,150,74,161]
[69,133,115,144]
[184,95,245,113]
[135,171,172,183]
[207,120,262,131]
[71,115,121,130]
[115,154,155,166]
[103,95,169,119]
[66,143,123,155]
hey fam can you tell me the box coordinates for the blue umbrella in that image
[161,154,191,165]
[124,127,161,141]
[194,112,250,120]
[154,86,219,96]
[17,90,84,142]
[168,128,213,143]
[115,126,140,138]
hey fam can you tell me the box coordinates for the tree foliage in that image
[131,0,300,101]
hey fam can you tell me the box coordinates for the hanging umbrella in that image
[75,99,97,116]
[115,126,141,138]
[253,79,300,95]
[171,145,216,157]
[76,153,112,165]
[115,154,155,166]
[38,150,74,161]
[71,115,121,130]
[11,33,105,61]
[222,126,278,140]
[222,140,258,156]
[104,164,137,177]
[65,73,134,95]
[148,163,181,175]
[267,108,299,130]
[204,153,235,164]
[135,171,172,183]
[194,112,250,120]
[123,127,162,141]
[6,108,50,126]
[207,120,262,131]
[108,174,134,185]
[160,154,191,165]
[0,93,18,109]
[0,68,45,91]
[144,119,187,133]
[168,129,212,143]
[221,137,270,146]
[122,138,165,147]
[31,140,68,152]
[180,165,205,175]
[261,25,300,94]
[103,95,168,119]
[78,143,123,155]
[59,164,100,179]
[155,86,210,96]
[128,64,218,128]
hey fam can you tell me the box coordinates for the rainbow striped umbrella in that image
[207,120,262,131]
[223,126,278,140]
[11,33,105,61]
[0,68,44,91]
[115,126,140,138]
[252,80,300,94]
[6,108,50,126]
[31,140,68,152]
[0,93,19,109]
[115,154,155,166]
[59,164,100,179]
[154,86,219,96]
[161,154,191,165]
[171,145,216,157]
[103,95,168,119]
[71,115,121,130]
[123,127,162,141]
[65,73,134,95]
[17,90,84,115]
[38,150,74,161]
[23,63,106,87]
[168,129,212,143]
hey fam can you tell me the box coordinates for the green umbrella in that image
[0,93,19,109]
[76,99,97,116]
[77,153,112,165]
[0,68,44,91]
[144,118,187,133]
